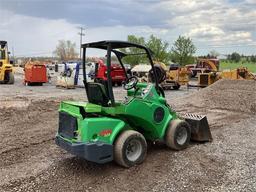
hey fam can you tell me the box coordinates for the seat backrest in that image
[87,82,110,106]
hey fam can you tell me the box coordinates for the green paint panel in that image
[60,101,102,113]
[125,99,172,139]
[59,102,82,118]
[80,117,125,144]
[127,82,148,96]
[57,83,178,145]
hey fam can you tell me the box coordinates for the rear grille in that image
[58,112,78,139]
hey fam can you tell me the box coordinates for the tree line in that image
[53,36,256,66]
[54,35,197,66]
[226,52,256,63]
[120,35,196,66]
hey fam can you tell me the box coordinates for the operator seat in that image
[87,82,110,107]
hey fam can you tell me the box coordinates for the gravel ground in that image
[0,74,255,192]
[171,79,256,114]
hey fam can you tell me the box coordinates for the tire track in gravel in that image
[0,99,59,154]
[0,99,61,188]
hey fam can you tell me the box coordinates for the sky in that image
[0,0,255,57]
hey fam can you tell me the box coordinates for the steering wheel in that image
[123,76,138,90]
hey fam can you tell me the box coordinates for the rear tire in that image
[114,130,147,168]
[165,119,191,150]
[7,73,14,84]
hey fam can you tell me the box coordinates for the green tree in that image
[230,52,241,63]
[250,55,256,63]
[122,35,171,65]
[127,35,146,46]
[121,35,146,65]
[146,35,170,63]
[53,40,78,61]
[171,36,196,65]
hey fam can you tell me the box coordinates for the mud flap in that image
[179,113,213,142]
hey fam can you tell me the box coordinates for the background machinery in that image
[197,67,255,87]
[0,41,14,84]
[55,62,95,88]
[152,62,191,90]
[187,58,219,78]
[221,67,255,80]
[131,64,151,82]
[94,59,126,86]
[24,59,48,86]
[163,64,191,90]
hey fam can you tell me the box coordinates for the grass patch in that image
[220,61,256,73]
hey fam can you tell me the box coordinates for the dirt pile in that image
[0,98,60,154]
[172,79,256,114]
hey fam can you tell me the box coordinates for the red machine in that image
[24,61,48,86]
[95,60,126,85]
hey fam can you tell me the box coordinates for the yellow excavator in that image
[221,67,255,80]
[152,61,191,90]
[195,58,255,87]
[0,41,14,84]
[198,67,255,87]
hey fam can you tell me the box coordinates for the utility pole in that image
[78,27,85,60]
[12,47,15,58]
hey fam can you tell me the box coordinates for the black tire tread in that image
[114,130,147,168]
[7,73,14,84]
[165,119,191,150]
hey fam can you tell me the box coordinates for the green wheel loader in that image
[55,41,212,167]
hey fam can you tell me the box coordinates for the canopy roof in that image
[82,40,153,58]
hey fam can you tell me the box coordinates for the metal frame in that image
[82,40,159,106]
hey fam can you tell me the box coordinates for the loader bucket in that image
[179,113,212,142]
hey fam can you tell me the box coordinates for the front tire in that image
[173,84,180,90]
[165,119,191,150]
[114,130,147,168]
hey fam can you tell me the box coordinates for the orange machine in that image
[197,67,255,87]
[221,67,255,80]
[24,60,48,85]
[187,58,219,77]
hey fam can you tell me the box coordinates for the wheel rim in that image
[126,139,142,162]
[176,127,188,145]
